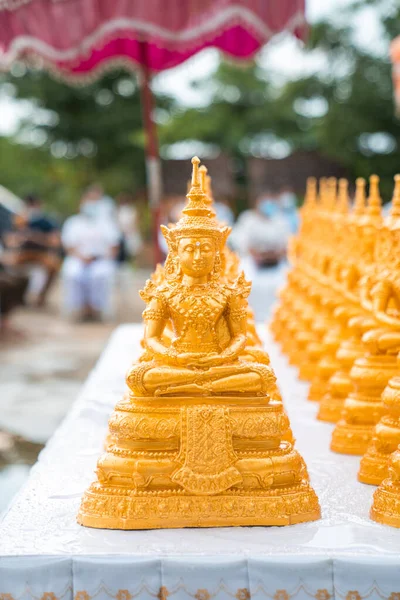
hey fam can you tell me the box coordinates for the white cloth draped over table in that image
[1,325,400,595]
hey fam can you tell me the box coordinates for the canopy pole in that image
[139,41,163,266]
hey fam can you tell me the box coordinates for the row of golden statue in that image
[271,173,400,528]
[77,157,321,529]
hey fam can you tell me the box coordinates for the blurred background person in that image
[2,194,61,307]
[214,195,235,226]
[116,192,143,263]
[61,189,120,321]
[85,183,117,223]
[0,262,29,340]
[278,184,299,234]
[0,197,29,340]
[230,190,291,322]
[230,190,290,270]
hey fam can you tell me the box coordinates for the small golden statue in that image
[371,444,400,527]
[317,178,369,422]
[270,176,318,351]
[331,176,399,455]
[78,157,320,529]
[358,176,400,483]
[275,177,324,373]
[307,178,351,401]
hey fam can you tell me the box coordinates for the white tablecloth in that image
[1,324,400,596]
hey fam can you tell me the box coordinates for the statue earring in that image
[212,251,222,280]
[165,253,181,281]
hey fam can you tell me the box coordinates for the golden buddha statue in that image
[146,166,273,372]
[358,176,400,484]
[204,169,268,364]
[318,311,375,423]
[278,178,322,366]
[331,175,399,455]
[317,178,368,422]
[78,157,320,529]
[371,444,400,527]
[306,179,352,401]
[270,176,318,347]
[296,177,339,381]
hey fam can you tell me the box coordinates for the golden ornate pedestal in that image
[307,298,340,401]
[78,157,320,530]
[79,395,319,529]
[331,330,398,455]
[318,314,373,423]
[296,300,324,380]
[371,445,400,527]
[359,370,400,485]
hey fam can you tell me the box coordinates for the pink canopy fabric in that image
[0,0,306,80]
[0,0,306,264]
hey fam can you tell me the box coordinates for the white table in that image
[1,324,400,597]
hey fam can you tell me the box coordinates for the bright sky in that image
[0,0,392,136]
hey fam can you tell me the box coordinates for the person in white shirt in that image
[61,192,120,320]
[116,192,142,259]
[230,191,290,268]
[85,183,117,223]
[214,198,235,227]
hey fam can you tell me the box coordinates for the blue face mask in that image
[81,201,98,219]
[259,200,277,218]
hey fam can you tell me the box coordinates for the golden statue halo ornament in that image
[78,156,320,529]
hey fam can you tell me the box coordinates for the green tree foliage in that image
[1,1,400,216]
[0,68,174,215]
[161,5,400,201]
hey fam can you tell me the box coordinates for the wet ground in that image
[0,267,149,513]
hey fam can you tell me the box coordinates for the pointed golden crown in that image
[366,174,382,216]
[337,178,349,213]
[390,174,400,218]
[303,177,317,209]
[353,177,366,215]
[161,157,228,248]
[199,164,216,217]
[326,177,337,210]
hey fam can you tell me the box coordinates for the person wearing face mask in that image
[230,191,290,269]
[61,190,120,321]
[278,184,299,234]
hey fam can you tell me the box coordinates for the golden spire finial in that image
[367,174,382,216]
[338,178,349,212]
[185,156,208,207]
[304,177,317,208]
[191,156,201,189]
[327,177,337,209]
[162,157,222,244]
[199,164,216,216]
[199,164,207,193]
[354,177,366,215]
[206,174,213,201]
[390,174,400,217]
[318,177,327,206]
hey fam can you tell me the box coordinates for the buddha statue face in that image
[177,236,216,279]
